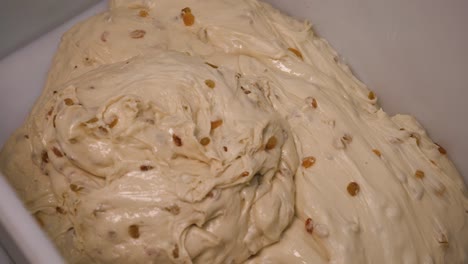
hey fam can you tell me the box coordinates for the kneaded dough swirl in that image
[30,51,297,263]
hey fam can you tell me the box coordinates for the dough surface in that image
[1,0,467,263]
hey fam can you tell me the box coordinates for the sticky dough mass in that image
[1,0,467,263]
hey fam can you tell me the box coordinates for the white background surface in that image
[0,0,99,58]
[0,0,467,263]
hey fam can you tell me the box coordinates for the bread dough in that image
[1,0,467,263]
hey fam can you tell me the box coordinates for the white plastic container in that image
[0,1,467,263]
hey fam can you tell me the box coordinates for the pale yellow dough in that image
[1,0,467,263]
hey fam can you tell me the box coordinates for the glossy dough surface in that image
[1,0,467,263]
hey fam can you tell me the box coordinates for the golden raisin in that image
[139,10,149,17]
[435,143,447,155]
[86,117,99,123]
[181,7,195,26]
[172,244,179,259]
[240,171,250,177]
[205,62,218,68]
[173,134,182,146]
[64,98,74,105]
[98,126,108,134]
[130,29,146,39]
[410,133,421,146]
[70,184,83,192]
[288,47,303,60]
[128,224,140,239]
[83,57,94,66]
[372,149,381,157]
[41,151,49,163]
[437,234,449,248]
[265,136,277,150]
[240,87,251,94]
[164,205,181,215]
[70,183,78,191]
[205,79,216,88]
[347,182,360,196]
[140,165,154,171]
[415,170,425,179]
[305,218,313,234]
[368,91,376,100]
[210,119,223,130]
[342,134,353,144]
[302,156,316,168]
[52,147,63,157]
[108,118,118,128]
[200,137,211,146]
[434,184,446,197]
[100,31,109,42]
[311,98,318,109]
[56,207,66,214]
